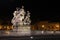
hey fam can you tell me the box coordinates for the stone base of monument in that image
[12,26,31,36]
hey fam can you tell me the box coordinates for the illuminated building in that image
[31,21,60,31]
[0,25,13,30]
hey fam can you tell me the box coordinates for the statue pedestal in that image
[11,6,31,36]
[13,26,31,36]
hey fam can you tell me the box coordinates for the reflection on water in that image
[0,30,29,36]
[1,30,60,36]
[5,31,10,35]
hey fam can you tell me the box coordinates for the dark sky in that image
[0,0,60,24]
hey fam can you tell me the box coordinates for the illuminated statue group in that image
[11,6,31,27]
[11,6,31,35]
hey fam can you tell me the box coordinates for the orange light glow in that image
[0,25,2,29]
[11,25,13,29]
[42,25,44,28]
[55,24,59,27]
[7,26,10,30]
[5,31,10,34]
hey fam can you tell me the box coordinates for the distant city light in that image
[55,24,59,27]
[30,36,34,39]
[42,25,45,28]
[5,31,10,34]
[7,26,10,30]
[0,25,2,29]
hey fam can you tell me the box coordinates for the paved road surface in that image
[0,35,60,40]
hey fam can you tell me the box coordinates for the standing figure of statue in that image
[11,8,19,27]
[11,6,31,27]
[11,6,26,27]
[23,11,31,25]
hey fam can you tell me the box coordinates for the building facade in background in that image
[31,21,60,31]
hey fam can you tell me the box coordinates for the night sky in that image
[0,0,60,24]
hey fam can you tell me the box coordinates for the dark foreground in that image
[0,35,60,40]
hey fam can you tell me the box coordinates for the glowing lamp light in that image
[55,24,59,27]
[7,26,10,30]
[30,36,34,39]
[42,25,45,28]
[11,25,14,29]
[0,25,2,29]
